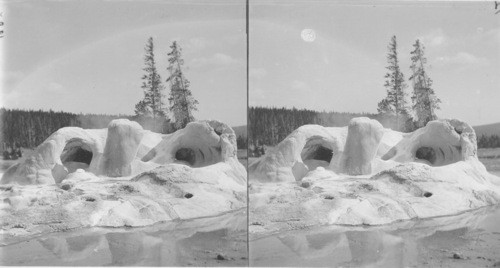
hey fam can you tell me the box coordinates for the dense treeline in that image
[236,135,247,149]
[248,106,500,151]
[248,106,405,148]
[478,134,500,149]
[0,108,174,150]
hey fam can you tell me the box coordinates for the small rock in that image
[453,253,462,259]
[216,254,226,260]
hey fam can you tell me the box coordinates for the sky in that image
[1,0,246,126]
[249,0,500,126]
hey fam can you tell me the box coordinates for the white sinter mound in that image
[1,119,246,239]
[249,117,500,236]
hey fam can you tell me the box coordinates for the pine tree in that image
[377,35,409,131]
[135,37,166,121]
[166,41,198,130]
[409,39,441,128]
[134,100,150,116]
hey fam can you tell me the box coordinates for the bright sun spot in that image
[301,29,316,42]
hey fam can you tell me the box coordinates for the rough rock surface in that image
[249,125,347,182]
[1,119,246,240]
[100,119,144,177]
[249,117,500,236]
[340,117,384,175]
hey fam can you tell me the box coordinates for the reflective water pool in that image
[1,209,248,266]
[250,204,500,267]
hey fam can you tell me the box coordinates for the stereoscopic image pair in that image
[1,0,500,267]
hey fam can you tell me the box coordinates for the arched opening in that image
[414,144,462,167]
[173,146,222,168]
[301,140,334,171]
[293,137,336,180]
[415,147,436,165]
[305,145,333,163]
[61,139,93,173]
[175,148,196,166]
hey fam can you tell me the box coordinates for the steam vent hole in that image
[175,148,196,166]
[61,140,93,173]
[415,147,436,165]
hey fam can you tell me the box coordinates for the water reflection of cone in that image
[106,232,162,266]
[38,235,105,262]
[345,230,404,266]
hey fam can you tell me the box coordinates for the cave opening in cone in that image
[60,139,93,172]
[304,145,333,163]
[175,148,196,166]
[415,146,436,165]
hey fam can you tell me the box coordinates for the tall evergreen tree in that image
[409,39,441,128]
[166,41,198,129]
[135,37,166,120]
[377,35,409,131]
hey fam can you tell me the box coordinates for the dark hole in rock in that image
[13,224,25,229]
[64,147,93,165]
[84,196,96,202]
[308,146,333,162]
[324,195,334,200]
[214,129,223,136]
[61,140,93,173]
[184,193,193,199]
[175,148,196,166]
[423,192,433,197]
[454,127,463,135]
[415,147,436,165]
[60,184,72,191]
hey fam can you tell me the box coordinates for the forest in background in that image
[248,106,500,152]
[248,106,400,148]
[0,108,173,151]
[1,106,498,159]
[0,108,247,158]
